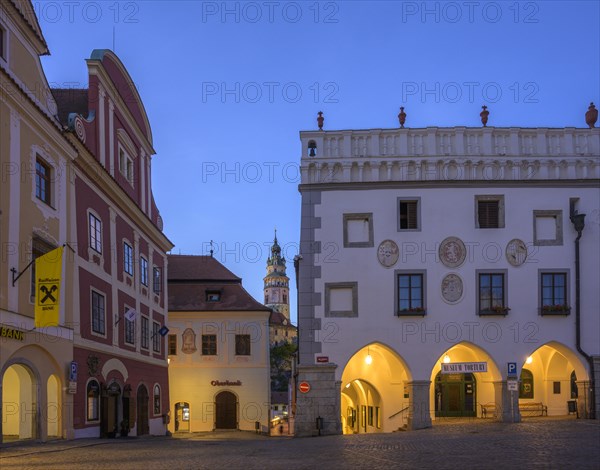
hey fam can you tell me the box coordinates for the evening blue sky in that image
[38,1,599,323]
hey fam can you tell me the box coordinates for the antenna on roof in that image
[210,240,214,258]
[112,26,116,52]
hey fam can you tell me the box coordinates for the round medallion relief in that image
[377,239,399,268]
[505,238,527,267]
[441,273,464,303]
[439,236,466,268]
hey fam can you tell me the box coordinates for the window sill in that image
[478,308,510,316]
[397,309,427,316]
[540,308,571,316]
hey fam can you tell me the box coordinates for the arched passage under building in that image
[429,342,501,421]
[1,364,37,442]
[340,343,412,433]
[521,341,590,417]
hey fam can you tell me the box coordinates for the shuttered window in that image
[399,201,418,229]
[478,200,500,228]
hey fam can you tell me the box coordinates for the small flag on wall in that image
[34,246,64,328]
[158,326,169,337]
[124,308,138,322]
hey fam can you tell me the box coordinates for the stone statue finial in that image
[398,106,407,128]
[585,102,598,128]
[480,105,489,127]
[317,111,324,131]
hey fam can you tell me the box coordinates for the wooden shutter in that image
[478,201,499,228]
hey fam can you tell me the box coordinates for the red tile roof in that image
[168,255,270,312]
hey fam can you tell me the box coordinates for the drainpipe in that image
[570,210,595,419]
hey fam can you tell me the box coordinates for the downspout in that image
[570,210,595,419]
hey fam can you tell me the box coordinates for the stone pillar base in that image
[294,364,341,437]
[407,380,432,430]
[493,381,521,423]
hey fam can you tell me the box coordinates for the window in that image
[168,334,177,355]
[396,272,425,314]
[265,295,269,304]
[87,380,100,421]
[141,316,149,349]
[553,382,561,394]
[283,293,287,303]
[475,195,505,228]
[533,210,563,246]
[343,213,374,248]
[0,24,6,61]
[123,242,133,275]
[35,157,52,205]
[235,334,251,356]
[519,369,534,399]
[206,291,221,302]
[541,272,568,313]
[153,384,161,415]
[91,290,106,335]
[153,267,162,294]
[324,282,358,317]
[202,334,217,355]
[89,213,102,253]
[119,148,134,184]
[140,257,148,286]
[152,322,161,352]
[397,198,420,231]
[478,271,507,314]
[125,310,135,345]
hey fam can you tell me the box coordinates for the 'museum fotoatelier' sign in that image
[441,362,487,374]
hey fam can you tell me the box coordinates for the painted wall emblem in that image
[439,236,466,268]
[441,273,463,303]
[377,239,399,268]
[182,328,197,354]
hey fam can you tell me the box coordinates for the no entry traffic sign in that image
[299,381,311,393]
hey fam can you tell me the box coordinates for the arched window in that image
[570,371,578,399]
[87,380,100,421]
[154,384,161,415]
[308,140,317,157]
[519,369,534,399]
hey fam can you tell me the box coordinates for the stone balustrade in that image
[300,127,600,184]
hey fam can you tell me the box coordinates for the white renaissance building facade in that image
[295,121,600,436]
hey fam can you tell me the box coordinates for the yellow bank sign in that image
[0,327,25,341]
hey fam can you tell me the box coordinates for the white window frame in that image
[118,145,135,185]
[141,315,149,349]
[91,289,106,337]
[397,197,421,232]
[86,378,101,423]
[153,266,162,294]
[124,306,135,345]
[123,241,134,276]
[153,384,161,416]
[152,321,161,353]
[89,212,102,254]
[475,195,505,229]
[140,256,148,286]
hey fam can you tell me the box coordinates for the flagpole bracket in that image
[11,260,34,287]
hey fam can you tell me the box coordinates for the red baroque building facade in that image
[53,50,173,438]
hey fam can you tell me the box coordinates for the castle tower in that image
[264,231,290,320]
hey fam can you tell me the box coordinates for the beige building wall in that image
[167,312,270,433]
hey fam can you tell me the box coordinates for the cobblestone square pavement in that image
[1,418,599,469]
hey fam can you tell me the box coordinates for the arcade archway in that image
[521,342,590,416]
[2,364,37,441]
[430,342,501,420]
[340,343,411,433]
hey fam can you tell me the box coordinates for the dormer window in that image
[119,148,134,184]
[206,291,221,302]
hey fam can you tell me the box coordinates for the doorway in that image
[215,391,237,429]
[137,385,149,435]
[435,372,477,417]
[101,382,121,437]
[174,402,190,432]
